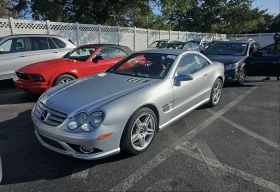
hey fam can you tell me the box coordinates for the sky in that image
[253,0,280,15]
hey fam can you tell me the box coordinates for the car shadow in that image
[0,79,40,105]
[0,110,132,185]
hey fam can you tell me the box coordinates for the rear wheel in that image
[208,78,223,107]
[53,74,76,86]
[120,107,157,155]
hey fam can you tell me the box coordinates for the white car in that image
[0,34,76,80]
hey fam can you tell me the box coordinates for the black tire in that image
[53,74,76,86]
[208,78,223,107]
[120,107,157,155]
[235,68,246,86]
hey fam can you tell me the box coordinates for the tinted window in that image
[177,54,208,75]
[95,47,127,59]
[257,43,280,56]
[165,43,184,49]
[65,47,95,61]
[108,53,177,79]
[51,38,66,48]
[204,42,248,56]
[0,38,28,53]
[48,38,58,49]
[29,37,49,51]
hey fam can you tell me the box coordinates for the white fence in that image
[227,33,275,47]
[0,17,226,51]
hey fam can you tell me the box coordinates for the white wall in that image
[0,17,226,51]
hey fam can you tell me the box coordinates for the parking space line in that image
[71,168,89,179]
[177,86,258,148]
[110,86,258,192]
[109,148,175,192]
[207,109,280,150]
[175,146,280,192]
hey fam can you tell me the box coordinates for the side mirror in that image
[174,74,194,86]
[200,50,205,54]
[253,51,263,57]
[92,55,103,62]
[0,49,4,54]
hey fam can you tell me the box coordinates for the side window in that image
[195,55,210,68]
[51,38,66,48]
[29,37,49,51]
[0,38,28,53]
[258,43,280,56]
[0,39,12,53]
[95,48,127,59]
[177,54,205,75]
[48,38,58,49]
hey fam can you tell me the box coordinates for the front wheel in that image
[208,78,223,107]
[236,68,246,86]
[53,74,76,86]
[120,107,157,155]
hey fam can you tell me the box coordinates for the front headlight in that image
[30,74,45,82]
[68,111,104,131]
[225,63,238,71]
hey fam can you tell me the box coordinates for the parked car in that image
[187,39,211,50]
[32,49,224,160]
[14,44,133,94]
[0,34,76,80]
[236,37,255,42]
[245,43,280,80]
[161,42,201,51]
[202,41,261,85]
[148,39,182,48]
[202,39,230,51]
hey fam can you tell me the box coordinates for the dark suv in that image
[201,41,261,85]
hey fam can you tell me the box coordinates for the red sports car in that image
[14,44,133,94]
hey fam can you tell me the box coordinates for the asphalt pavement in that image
[0,77,279,192]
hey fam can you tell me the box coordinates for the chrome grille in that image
[35,102,67,126]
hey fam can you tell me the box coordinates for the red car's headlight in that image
[30,74,45,82]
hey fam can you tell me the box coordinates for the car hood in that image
[17,58,80,73]
[41,73,159,116]
[205,55,247,65]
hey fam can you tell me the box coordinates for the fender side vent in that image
[126,78,149,83]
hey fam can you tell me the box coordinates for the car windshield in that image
[204,42,248,56]
[164,43,185,49]
[63,47,95,61]
[188,40,200,44]
[107,53,177,79]
[149,41,167,48]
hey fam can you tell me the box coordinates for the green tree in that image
[269,14,280,32]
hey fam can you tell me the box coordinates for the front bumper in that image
[32,105,123,160]
[224,69,238,82]
[14,79,51,94]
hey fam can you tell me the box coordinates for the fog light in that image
[79,146,95,154]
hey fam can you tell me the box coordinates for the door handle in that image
[19,55,25,57]
[53,51,59,53]
[203,74,208,79]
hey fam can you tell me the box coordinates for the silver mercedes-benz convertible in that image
[32,49,224,160]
